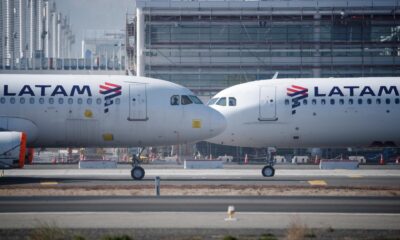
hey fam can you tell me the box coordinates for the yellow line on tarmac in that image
[40,182,58,185]
[308,180,327,186]
[348,175,363,178]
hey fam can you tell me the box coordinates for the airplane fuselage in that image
[0,74,226,148]
[208,77,400,148]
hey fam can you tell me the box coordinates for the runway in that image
[0,196,399,213]
[0,196,399,230]
[1,164,400,235]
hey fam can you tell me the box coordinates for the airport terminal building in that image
[129,0,400,96]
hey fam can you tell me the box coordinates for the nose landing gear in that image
[262,148,276,177]
[131,148,146,180]
[262,165,275,177]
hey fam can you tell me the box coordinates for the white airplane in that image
[0,74,226,179]
[207,77,400,177]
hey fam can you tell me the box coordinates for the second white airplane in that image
[207,77,400,177]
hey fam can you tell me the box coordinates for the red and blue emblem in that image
[99,82,122,113]
[287,85,308,115]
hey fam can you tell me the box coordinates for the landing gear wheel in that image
[131,166,145,180]
[262,166,275,177]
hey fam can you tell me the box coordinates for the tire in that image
[262,166,275,177]
[131,166,145,180]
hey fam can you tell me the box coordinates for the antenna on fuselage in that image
[272,72,279,79]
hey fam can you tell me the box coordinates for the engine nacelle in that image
[0,132,27,168]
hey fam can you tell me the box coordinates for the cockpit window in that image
[181,95,193,105]
[229,97,237,106]
[207,98,219,105]
[171,95,180,105]
[189,95,203,104]
[216,97,227,106]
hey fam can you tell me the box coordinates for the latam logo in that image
[286,85,399,115]
[99,82,122,113]
[287,85,308,115]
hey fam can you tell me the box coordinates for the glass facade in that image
[131,0,400,96]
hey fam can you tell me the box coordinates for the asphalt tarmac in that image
[0,196,398,213]
[1,164,400,188]
[1,164,399,233]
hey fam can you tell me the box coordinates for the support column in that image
[18,0,25,59]
[313,13,321,78]
[56,13,61,58]
[44,0,50,58]
[136,7,145,76]
[36,0,43,52]
[29,0,36,58]
[81,40,85,58]
[5,0,12,67]
[51,11,57,58]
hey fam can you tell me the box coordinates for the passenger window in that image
[58,98,64,104]
[189,95,203,104]
[312,99,317,105]
[39,98,44,104]
[321,99,326,105]
[339,99,344,105]
[181,95,193,105]
[87,98,92,105]
[358,99,362,105]
[229,97,237,106]
[96,98,102,105]
[330,99,335,105]
[10,97,15,104]
[20,98,25,104]
[367,99,372,104]
[49,98,54,104]
[216,97,227,106]
[0,97,5,104]
[376,99,381,104]
[170,95,179,105]
[349,99,354,105]
[78,98,83,104]
[115,98,121,105]
[303,99,307,105]
[386,98,391,104]
[68,98,73,104]
[395,98,400,104]
[29,98,35,104]
[285,99,290,105]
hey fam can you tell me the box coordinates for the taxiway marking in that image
[308,180,327,186]
[40,182,58,185]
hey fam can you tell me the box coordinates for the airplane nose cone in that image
[209,108,227,137]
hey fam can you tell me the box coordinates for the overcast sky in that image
[54,0,135,57]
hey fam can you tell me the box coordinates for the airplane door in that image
[128,83,148,121]
[259,86,278,121]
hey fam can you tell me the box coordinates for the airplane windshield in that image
[216,97,227,106]
[172,95,203,105]
[181,95,193,105]
[189,95,203,104]
[207,98,219,105]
